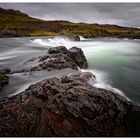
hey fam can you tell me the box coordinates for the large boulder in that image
[0,75,139,136]
[48,46,68,55]
[31,53,78,71]
[69,47,88,69]
[31,46,88,71]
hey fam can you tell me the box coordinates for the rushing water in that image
[0,36,140,105]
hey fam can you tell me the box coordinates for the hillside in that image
[0,7,140,38]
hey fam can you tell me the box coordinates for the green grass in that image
[0,7,140,38]
[30,31,58,36]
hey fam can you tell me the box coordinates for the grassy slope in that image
[0,7,140,38]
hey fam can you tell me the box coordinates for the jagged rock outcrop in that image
[0,75,140,136]
[0,68,10,90]
[31,46,88,71]
[48,46,68,54]
[31,53,78,71]
[69,47,88,69]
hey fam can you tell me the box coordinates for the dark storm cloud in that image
[0,3,140,27]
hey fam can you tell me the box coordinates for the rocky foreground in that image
[0,46,140,137]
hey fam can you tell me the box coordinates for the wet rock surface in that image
[0,76,140,136]
[0,68,10,90]
[69,47,88,69]
[31,53,78,71]
[64,34,80,41]
[0,74,9,90]
[48,46,69,55]
[67,71,95,83]
[31,46,88,71]
[0,45,140,137]
[0,68,11,75]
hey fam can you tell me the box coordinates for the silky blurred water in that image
[0,36,140,104]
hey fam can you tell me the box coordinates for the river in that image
[0,36,140,105]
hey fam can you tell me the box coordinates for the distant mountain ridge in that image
[0,7,140,38]
[0,7,28,16]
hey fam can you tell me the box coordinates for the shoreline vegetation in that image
[0,7,140,39]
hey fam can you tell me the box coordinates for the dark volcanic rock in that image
[0,75,140,136]
[0,68,11,75]
[31,53,78,71]
[0,74,9,90]
[0,68,10,89]
[48,46,68,55]
[72,35,80,41]
[64,34,80,41]
[69,47,88,68]
[31,46,88,71]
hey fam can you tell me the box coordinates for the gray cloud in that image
[0,3,140,27]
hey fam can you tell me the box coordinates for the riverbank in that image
[1,7,140,39]
[0,46,140,136]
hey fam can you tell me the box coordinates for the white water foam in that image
[79,36,93,41]
[80,69,130,101]
[79,36,86,41]
[123,38,129,41]
[29,36,74,49]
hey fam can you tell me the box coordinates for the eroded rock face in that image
[31,46,88,71]
[31,53,78,71]
[69,47,88,69]
[48,46,69,55]
[0,76,139,136]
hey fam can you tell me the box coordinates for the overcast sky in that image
[0,3,140,27]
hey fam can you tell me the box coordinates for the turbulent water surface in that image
[0,36,140,105]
